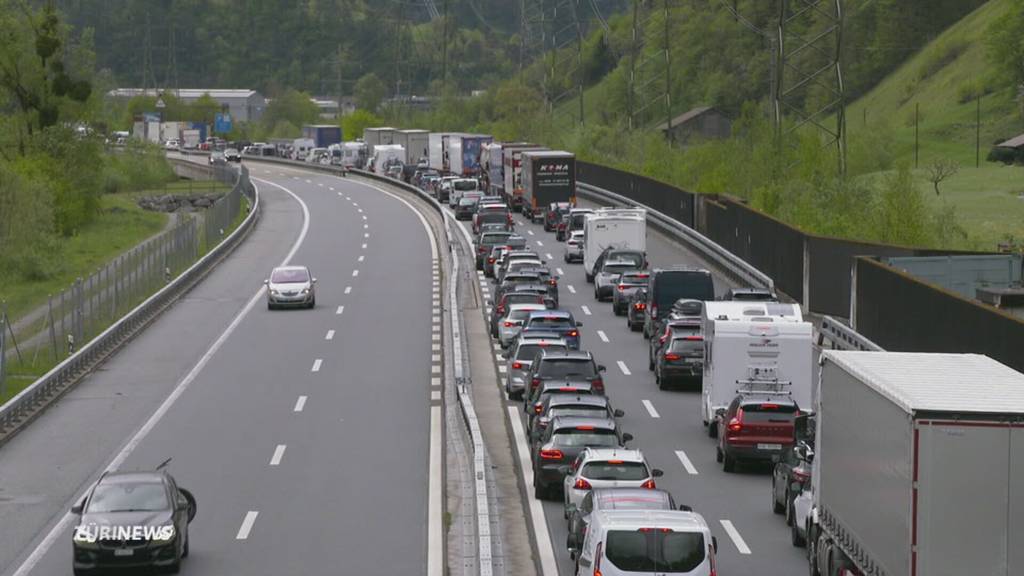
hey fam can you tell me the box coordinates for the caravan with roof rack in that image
[700,301,812,436]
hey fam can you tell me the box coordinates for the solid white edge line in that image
[507,406,560,575]
[236,511,259,540]
[617,360,632,376]
[642,399,660,419]
[674,450,699,475]
[597,330,610,343]
[269,444,286,466]
[294,395,307,412]
[720,519,752,554]
[9,177,310,576]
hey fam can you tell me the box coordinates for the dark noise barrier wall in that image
[853,257,1024,372]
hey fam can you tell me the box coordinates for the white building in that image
[106,88,267,123]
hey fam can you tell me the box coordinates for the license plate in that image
[113,548,134,557]
[758,443,782,451]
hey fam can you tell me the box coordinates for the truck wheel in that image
[792,514,807,547]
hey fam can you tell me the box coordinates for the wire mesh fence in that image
[0,163,249,400]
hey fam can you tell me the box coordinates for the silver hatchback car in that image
[503,335,569,400]
[498,303,548,348]
[265,266,317,309]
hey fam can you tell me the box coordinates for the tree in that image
[987,0,1024,115]
[341,109,383,142]
[190,93,221,126]
[354,73,387,113]
[925,159,960,196]
[261,88,318,132]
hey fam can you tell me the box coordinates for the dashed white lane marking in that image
[311,359,323,372]
[675,450,699,475]
[353,202,359,206]
[364,232,370,238]
[432,354,441,362]
[236,511,259,540]
[617,360,631,375]
[338,192,344,196]
[364,223,369,229]
[345,286,352,294]
[329,187,335,191]
[431,377,441,387]
[269,445,287,466]
[581,305,592,316]
[431,390,441,401]
[336,305,344,315]
[294,396,307,412]
[318,183,324,187]
[545,253,553,260]
[498,365,508,374]
[352,270,360,277]
[536,240,544,247]
[527,230,535,236]
[358,208,363,213]
[720,520,752,554]
[358,255,365,262]
[361,243,367,249]
[556,267,564,275]
[305,179,312,184]
[567,285,577,294]
[325,330,335,340]
[597,330,610,343]
[432,325,441,333]
[433,343,441,351]
[432,364,442,374]
[362,214,367,220]
[492,342,502,351]
[495,353,504,361]
[642,399,660,419]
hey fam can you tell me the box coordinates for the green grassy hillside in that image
[845,0,1024,249]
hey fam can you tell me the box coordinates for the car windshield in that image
[598,495,669,511]
[552,428,618,447]
[668,337,704,355]
[582,461,649,481]
[87,482,168,513]
[271,268,309,283]
[571,214,590,227]
[605,530,706,573]
[454,180,478,191]
[509,308,542,321]
[538,359,597,378]
[479,213,508,223]
[503,294,543,308]
[654,271,715,309]
[528,316,574,330]
[459,198,477,206]
[603,262,639,274]
[608,253,645,268]
[742,403,800,423]
[621,274,650,286]
[481,233,514,245]
[548,406,608,419]
[517,343,566,361]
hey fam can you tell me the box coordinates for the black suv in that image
[642,268,715,339]
[523,349,607,413]
[586,248,647,283]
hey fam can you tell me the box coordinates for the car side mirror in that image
[613,409,624,417]
[71,497,86,515]
[715,408,727,418]
[651,469,664,478]
[622,433,634,443]
[263,279,269,285]
[576,321,583,327]
[179,488,197,523]
[312,278,318,283]
[678,504,692,512]
[598,365,607,372]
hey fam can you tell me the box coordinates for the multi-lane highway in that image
[0,164,443,576]
[448,202,808,576]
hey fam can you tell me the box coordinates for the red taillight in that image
[504,321,514,327]
[531,377,541,389]
[727,417,742,433]
[496,305,505,315]
[793,468,811,482]
[540,449,563,460]
[591,378,604,392]
[607,459,624,464]
[574,478,592,490]
[594,542,603,576]
[641,479,656,489]
[478,246,487,254]
[684,335,704,341]
[576,425,595,431]
[568,330,578,337]
[664,353,681,361]
[534,403,544,414]
[548,279,557,286]
[488,257,495,263]
[633,302,646,310]
[761,403,780,409]
[512,362,523,370]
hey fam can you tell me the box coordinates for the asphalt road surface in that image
[0,163,441,576]
[450,202,809,576]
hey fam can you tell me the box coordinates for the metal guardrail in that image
[818,315,884,351]
[576,181,775,293]
[0,164,258,443]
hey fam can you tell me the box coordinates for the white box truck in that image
[448,133,493,176]
[394,129,429,165]
[810,351,1024,576]
[701,301,811,431]
[371,144,405,173]
[582,208,647,275]
[428,133,448,171]
[363,127,396,148]
[501,143,544,207]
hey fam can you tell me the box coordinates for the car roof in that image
[593,488,673,509]
[737,395,799,408]
[508,302,547,311]
[546,393,610,408]
[539,348,592,360]
[582,447,644,462]
[528,310,573,319]
[272,265,309,272]
[504,272,542,281]
[506,285,548,295]
[550,415,616,430]
[592,510,709,532]
[539,381,594,394]
[517,330,564,340]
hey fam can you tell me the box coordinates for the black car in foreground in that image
[531,416,632,500]
[71,467,196,575]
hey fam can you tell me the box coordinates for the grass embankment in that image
[845,0,1024,249]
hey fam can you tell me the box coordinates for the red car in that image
[544,202,572,232]
[715,395,800,473]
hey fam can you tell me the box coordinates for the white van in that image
[701,301,812,433]
[575,509,718,576]
[582,209,647,277]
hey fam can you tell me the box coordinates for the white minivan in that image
[575,510,717,576]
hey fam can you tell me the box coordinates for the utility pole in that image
[976,92,982,168]
[442,0,449,93]
[915,102,920,169]
[663,0,672,143]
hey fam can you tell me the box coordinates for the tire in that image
[648,351,655,371]
[73,569,92,576]
[585,273,594,283]
[655,365,665,390]
[629,321,640,333]
[792,516,807,547]
[534,479,547,500]
[267,302,274,310]
[785,492,795,526]
[715,446,723,463]
[308,297,316,309]
[773,478,785,514]
[723,452,736,473]
[183,533,190,557]
[708,422,718,438]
